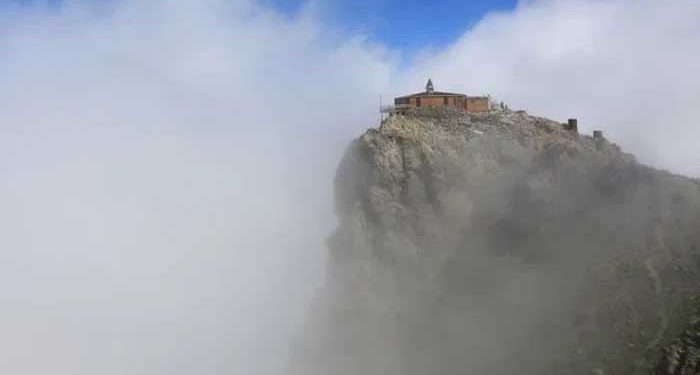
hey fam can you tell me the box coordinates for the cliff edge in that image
[296,108,700,375]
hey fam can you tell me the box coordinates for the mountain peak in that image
[295,106,700,375]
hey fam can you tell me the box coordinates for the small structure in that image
[563,118,578,133]
[593,130,605,150]
[394,79,490,113]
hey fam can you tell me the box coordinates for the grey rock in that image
[294,108,700,375]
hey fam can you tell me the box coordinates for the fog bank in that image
[0,1,392,374]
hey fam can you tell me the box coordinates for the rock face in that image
[295,108,700,375]
[654,318,700,375]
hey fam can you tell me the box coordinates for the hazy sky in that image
[0,0,699,374]
[264,0,517,52]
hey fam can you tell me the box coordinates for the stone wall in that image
[402,95,489,113]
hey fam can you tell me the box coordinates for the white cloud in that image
[406,0,700,176]
[0,1,394,374]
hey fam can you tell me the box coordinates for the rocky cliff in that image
[295,108,700,375]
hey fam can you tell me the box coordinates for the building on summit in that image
[394,79,490,113]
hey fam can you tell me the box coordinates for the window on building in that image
[443,97,449,105]
[416,98,421,107]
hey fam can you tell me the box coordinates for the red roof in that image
[395,90,466,99]
[395,91,488,100]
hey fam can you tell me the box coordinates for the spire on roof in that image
[426,79,434,93]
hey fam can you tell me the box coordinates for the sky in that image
[6,0,518,53]
[0,0,699,374]
[265,0,517,52]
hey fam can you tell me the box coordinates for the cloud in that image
[0,1,395,374]
[405,0,700,176]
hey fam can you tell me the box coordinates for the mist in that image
[0,1,391,374]
[1,0,699,374]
